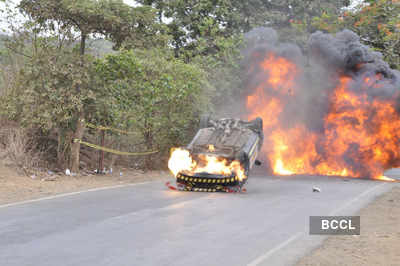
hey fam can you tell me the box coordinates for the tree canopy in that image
[138,0,351,59]
[311,0,400,69]
[19,0,167,53]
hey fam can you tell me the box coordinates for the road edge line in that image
[0,181,154,209]
[330,182,387,215]
[247,232,304,266]
[247,182,389,266]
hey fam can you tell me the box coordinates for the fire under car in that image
[167,116,264,192]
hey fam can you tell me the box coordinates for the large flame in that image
[168,148,246,181]
[246,51,400,181]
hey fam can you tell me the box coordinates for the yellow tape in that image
[83,120,136,135]
[74,139,158,156]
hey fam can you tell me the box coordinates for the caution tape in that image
[83,121,136,135]
[74,139,158,156]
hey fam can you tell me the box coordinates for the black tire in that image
[199,114,211,129]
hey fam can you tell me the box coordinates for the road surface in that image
[0,169,399,266]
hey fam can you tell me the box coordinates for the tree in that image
[1,42,100,167]
[138,0,351,58]
[95,49,211,168]
[135,0,351,112]
[18,0,163,172]
[311,0,400,69]
[348,0,400,69]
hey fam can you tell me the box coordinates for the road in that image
[0,169,398,266]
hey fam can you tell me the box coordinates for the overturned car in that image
[167,116,264,192]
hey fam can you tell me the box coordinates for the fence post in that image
[98,130,105,173]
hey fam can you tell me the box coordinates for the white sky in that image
[346,0,365,10]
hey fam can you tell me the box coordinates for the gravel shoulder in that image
[297,186,400,266]
[0,160,170,205]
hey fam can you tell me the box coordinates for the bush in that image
[95,49,212,169]
[0,126,44,175]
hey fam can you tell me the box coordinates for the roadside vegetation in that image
[0,0,398,175]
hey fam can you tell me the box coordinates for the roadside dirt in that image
[0,159,171,205]
[297,186,400,266]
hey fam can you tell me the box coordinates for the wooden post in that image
[71,113,85,173]
[98,130,105,174]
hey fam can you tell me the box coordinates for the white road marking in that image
[247,232,304,266]
[246,182,388,266]
[0,178,279,210]
[0,181,153,209]
[330,182,387,215]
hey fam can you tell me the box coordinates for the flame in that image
[274,158,294,175]
[261,53,297,95]
[208,144,215,152]
[167,148,196,177]
[246,51,400,180]
[168,148,246,181]
[375,175,396,182]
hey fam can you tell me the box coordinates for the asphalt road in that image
[0,169,399,266]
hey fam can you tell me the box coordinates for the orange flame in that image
[246,52,400,179]
[168,148,246,181]
[375,175,396,182]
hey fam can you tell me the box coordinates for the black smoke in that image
[241,27,400,177]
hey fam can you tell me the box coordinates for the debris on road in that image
[41,176,57,182]
[312,186,321,192]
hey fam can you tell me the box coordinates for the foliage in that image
[19,0,167,52]
[135,1,351,111]
[138,0,246,60]
[0,36,102,165]
[138,0,350,57]
[347,0,400,69]
[95,49,211,168]
[276,0,350,47]
[1,0,360,172]
[1,127,45,174]
[191,36,242,110]
[14,0,170,172]
[311,0,400,69]
[4,51,97,130]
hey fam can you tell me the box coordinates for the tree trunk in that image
[70,113,85,173]
[57,128,66,169]
[69,33,87,173]
[80,33,86,55]
[98,130,105,173]
[144,120,154,170]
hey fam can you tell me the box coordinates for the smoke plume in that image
[242,28,400,179]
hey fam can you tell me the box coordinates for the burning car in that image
[168,116,263,192]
